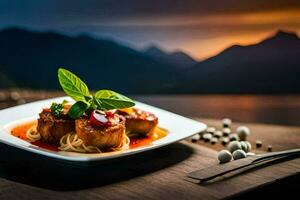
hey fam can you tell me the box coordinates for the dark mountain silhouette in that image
[144,45,196,68]
[0,27,299,94]
[0,27,178,93]
[175,30,300,93]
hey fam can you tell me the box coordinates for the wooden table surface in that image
[0,90,299,199]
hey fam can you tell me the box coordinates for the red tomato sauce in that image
[11,121,168,152]
[129,127,168,148]
[129,137,153,148]
[31,140,59,152]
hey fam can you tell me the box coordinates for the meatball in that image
[37,110,75,145]
[75,116,126,150]
[119,108,158,137]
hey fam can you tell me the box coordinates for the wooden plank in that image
[0,119,299,199]
[0,141,219,200]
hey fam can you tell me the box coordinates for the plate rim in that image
[0,96,207,162]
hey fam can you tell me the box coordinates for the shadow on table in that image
[0,142,194,191]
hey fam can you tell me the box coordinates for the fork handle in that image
[253,148,300,163]
[187,148,300,182]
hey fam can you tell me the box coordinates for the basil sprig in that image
[58,68,90,102]
[50,100,69,117]
[58,68,135,119]
[94,90,136,110]
[50,102,63,117]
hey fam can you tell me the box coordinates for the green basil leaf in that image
[92,95,101,109]
[94,90,135,110]
[68,101,90,119]
[58,68,90,102]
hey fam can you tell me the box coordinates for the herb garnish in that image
[50,102,63,117]
[50,100,68,117]
[58,68,135,119]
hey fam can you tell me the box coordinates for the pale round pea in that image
[213,130,223,138]
[237,126,250,141]
[240,141,248,152]
[229,133,240,141]
[221,137,230,146]
[222,128,231,136]
[244,141,252,152]
[232,149,247,160]
[228,141,242,153]
[206,127,216,134]
[267,145,272,152]
[256,140,262,148]
[203,133,213,142]
[222,118,232,128]
[218,150,233,163]
[210,137,218,145]
[191,134,200,142]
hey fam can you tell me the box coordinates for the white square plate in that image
[0,97,206,162]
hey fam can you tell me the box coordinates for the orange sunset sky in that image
[174,10,300,59]
[122,9,300,60]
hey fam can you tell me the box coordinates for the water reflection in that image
[135,95,300,126]
[0,90,299,126]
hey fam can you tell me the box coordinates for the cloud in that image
[1,0,300,27]
[0,0,299,59]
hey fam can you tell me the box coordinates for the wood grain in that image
[0,119,299,200]
[194,118,300,153]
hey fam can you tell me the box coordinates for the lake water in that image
[135,95,300,127]
[0,90,299,127]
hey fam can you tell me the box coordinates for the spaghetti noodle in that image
[59,132,101,153]
[58,132,130,153]
[26,125,41,142]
